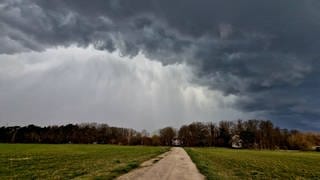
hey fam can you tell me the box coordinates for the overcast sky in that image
[1,0,320,131]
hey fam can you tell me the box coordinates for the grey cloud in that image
[1,0,320,130]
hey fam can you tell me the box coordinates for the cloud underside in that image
[0,46,256,130]
[1,0,320,130]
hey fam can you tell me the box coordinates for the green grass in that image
[0,144,168,179]
[186,147,320,180]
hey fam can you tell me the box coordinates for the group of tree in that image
[0,123,154,145]
[0,120,319,150]
[177,120,320,150]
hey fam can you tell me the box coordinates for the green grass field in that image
[0,144,168,179]
[186,147,320,180]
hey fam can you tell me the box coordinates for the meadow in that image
[186,147,320,180]
[0,144,168,179]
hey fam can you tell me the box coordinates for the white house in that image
[231,135,242,149]
[172,138,182,146]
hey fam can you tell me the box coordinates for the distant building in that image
[314,146,320,152]
[231,135,242,149]
[172,138,182,146]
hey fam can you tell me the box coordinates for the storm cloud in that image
[1,0,320,130]
[0,46,255,130]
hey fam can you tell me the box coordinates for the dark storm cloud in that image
[1,0,320,130]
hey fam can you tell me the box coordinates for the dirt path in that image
[117,147,205,180]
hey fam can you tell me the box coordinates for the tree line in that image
[176,120,320,150]
[0,120,319,150]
